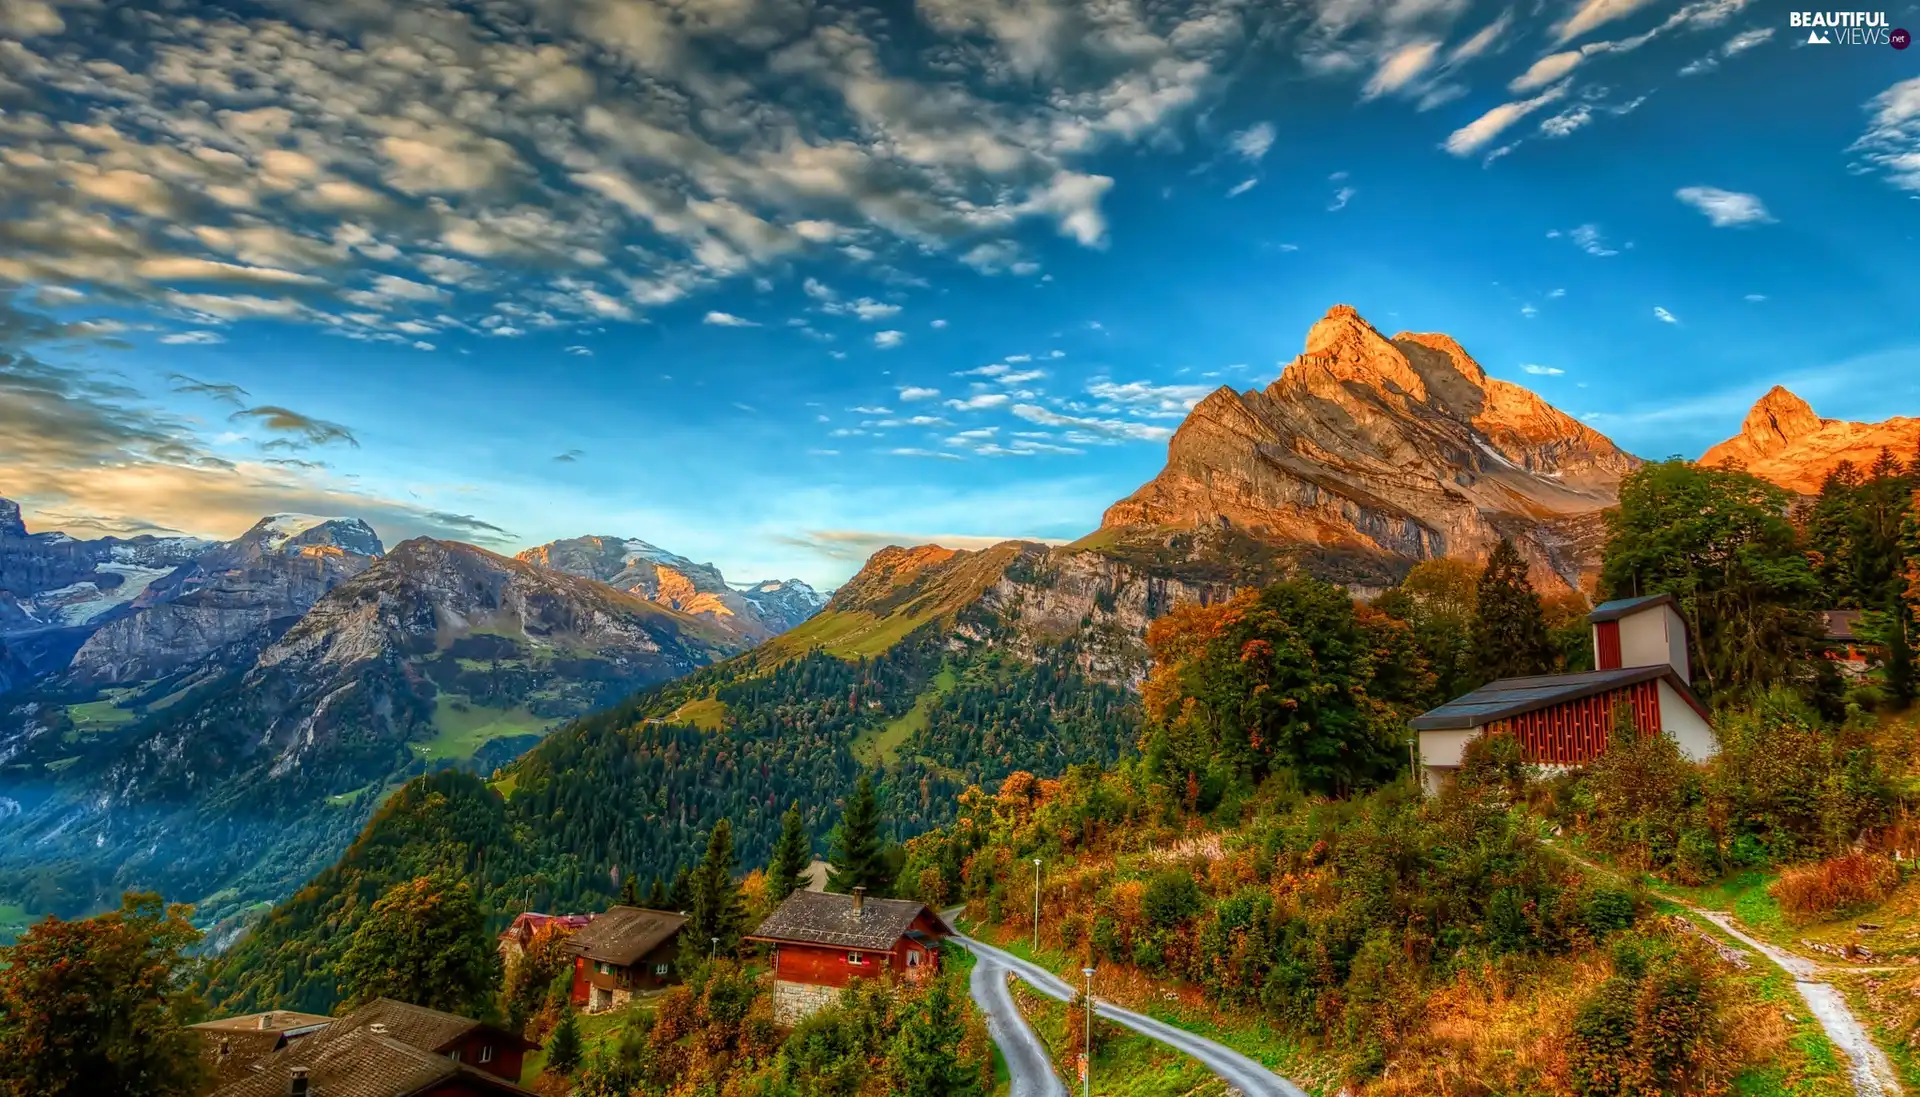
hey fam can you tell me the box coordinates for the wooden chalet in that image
[496,911,594,966]
[567,906,688,1013]
[1413,593,1716,794]
[205,997,538,1097]
[747,887,951,1025]
[192,1010,333,1089]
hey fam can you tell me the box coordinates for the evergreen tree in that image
[689,820,746,954]
[337,875,497,1017]
[828,775,891,896]
[888,977,982,1097]
[767,803,811,903]
[619,872,639,907]
[0,893,208,1097]
[545,1008,583,1076]
[668,865,693,912]
[645,875,669,909]
[1470,538,1556,684]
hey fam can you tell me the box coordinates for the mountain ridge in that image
[1701,386,1920,493]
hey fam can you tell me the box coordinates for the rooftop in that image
[1410,665,1703,731]
[567,906,688,966]
[193,1010,334,1035]
[1587,592,1676,623]
[749,890,949,951]
[208,1023,535,1097]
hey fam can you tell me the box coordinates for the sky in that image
[0,0,1916,589]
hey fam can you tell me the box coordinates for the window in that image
[654,963,669,976]
[479,1045,494,1064]
[847,951,866,965]
[448,1049,461,1063]
[907,949,921,968]
[597,961,614,975]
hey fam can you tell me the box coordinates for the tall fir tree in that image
[1469,538,1556,685]
[888,977,982,1097]
[828,774,891,896]
[767,803,811,903]
[689,820,746,954]
[645,875,669,909]
[668,865,693,912]
[619,871,639,907]
[545,1007,583,1076]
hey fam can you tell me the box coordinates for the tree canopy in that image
[337,874,498,1018]
[827,774,892,896]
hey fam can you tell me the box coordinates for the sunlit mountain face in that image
[1,0,1915,588]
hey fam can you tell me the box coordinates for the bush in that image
[1140,871,1202,928]
[1567,931,1740,1096]
[1578,886,1638,939]
[1769,852,1901,921]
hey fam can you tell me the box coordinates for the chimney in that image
[258,1013,272,1030]
[288,1066,310,1097]
[851,886,865,916]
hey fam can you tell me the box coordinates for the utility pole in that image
[1082,966,1095,1097]
[1032,858,1042,953]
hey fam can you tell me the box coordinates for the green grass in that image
[1654,869,1791,940]
[520,1002,650,1083]
[0,903,45,945]
[66,699,136,731]
[417,695,549,761]
[325,784,376,807]
[772,608,935,659]
[490,773,519,800]
[1010,980,1229,1096]
[665,696,730,731]
[853,665,957,766]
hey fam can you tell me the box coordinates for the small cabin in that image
[204,998,538,1097]
[1413,593,1715,794]
[747,887,951,1025]
[567,906,688,1013]
[497,911,594,966]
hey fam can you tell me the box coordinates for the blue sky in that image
[1,0,1916,588]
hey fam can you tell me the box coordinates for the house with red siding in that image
[1413,593,1716,794]
[497,911,594,967]
[567,906,688,1013]
[747,887,951,1024]
[205,998,539,1097]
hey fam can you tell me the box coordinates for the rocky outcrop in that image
[0,499,211,641]
[517,535,825,643]
[1701,387,1920,494]
[0,499,25,541]
[1101,304,1639,590]
[65,515,384,685]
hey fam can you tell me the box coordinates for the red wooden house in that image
[567,906,688,1013]
[747,887,951,1024]
[1413,593,1716,794]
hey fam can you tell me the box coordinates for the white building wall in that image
[1616,604,1691,682]
[1657,680,1716,761]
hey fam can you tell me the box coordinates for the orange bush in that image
[1769,852,1901,921]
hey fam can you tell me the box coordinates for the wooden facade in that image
[766,907,946,990]
[569,937,680,1008]
[1487,679,1660,766]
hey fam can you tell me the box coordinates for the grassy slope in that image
[853,664,958,766]
[519,1006,634,1084]
[0,902,44,945]
[65,699,136,731]
[419,694,549,761]
[1009,979,1229,1097]
[665,696,730,731]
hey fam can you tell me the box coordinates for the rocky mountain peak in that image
[0,498,26,541]
[516,534,823,642]
[238,514,385,558]
[1701,388,1920,494]
[1289,304,1430,402]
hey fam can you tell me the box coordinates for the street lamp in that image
[1081,966,1096,1097]
[1032,858,1042,953]
[709,936,719,962]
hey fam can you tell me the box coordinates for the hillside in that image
[0,537,739,931]
[1702,385,1920,494]
[1102,304,1638,590]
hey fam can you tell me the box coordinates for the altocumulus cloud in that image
[1675,186,1774,227]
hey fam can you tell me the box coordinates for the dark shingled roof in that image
[1410,665,1708,731]
[323,998,535,1055]
[567,906,687,966]
[1822,610,1865,643]
[1587,593,1675,623]
[748,890,950,951]
[194,1010,334,1035]
[209,1024,536,1097]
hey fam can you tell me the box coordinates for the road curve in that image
[968,950,1068,1097]
[951,924,1310,1097]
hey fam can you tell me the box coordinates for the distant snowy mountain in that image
[517,535,826,642]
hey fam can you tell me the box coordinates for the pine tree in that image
[689,820,745,955]
[1470,538,1556,684]
[888,977,981,1097]
[619,872,639,907]
[828,774,891,896]
[645,875,669,909]
[767,803,811,902]
[668,865,693,912]
[545,1008,583,1076]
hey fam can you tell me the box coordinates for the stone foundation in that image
[773,979,843,1026]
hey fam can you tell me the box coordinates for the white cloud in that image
[887,448,965,461]
[1744,293,1767,302]
[1851,78,1920,192]
[1567,224,1619,256]
[1554,0,1662,44]
[931,319,948,329]
[158,330,226,345]
[899,386,940,401]
[1681,26,1775,74]
[1675,186,1774,227]
[1654,306,1679,324]
[1364,40,1442,99]
[1226,178,1258,198]
[1510,51,1587,92]
[703,311,759,327]
[1085,380,1213,417]
[1228,122,1275,161]
[566,345,593,356]
[873,330,905,349]
[1011,403,1172,441]
[1444,84,1568,156]
[1522,364,1564,375]
[1327,186,1354,211]
[946,393,1011,411]
[1548,288,1566,298]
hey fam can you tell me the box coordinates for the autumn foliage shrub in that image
[1565,929,1750,1097]
[1769,852,1901,921]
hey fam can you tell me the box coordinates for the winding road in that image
[946,911,1310,1097]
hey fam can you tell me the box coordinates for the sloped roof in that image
[1822,610,1865,643]
[209,1024,535,1097]
[193,1010,334,1035]
[748,890,949,951]
[1410,665,1709,731]
[567,906,687,966]
[1588,593,1675,623]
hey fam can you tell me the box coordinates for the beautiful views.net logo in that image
[1790,10,1904,45]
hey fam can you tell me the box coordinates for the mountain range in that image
[4,302,1914,983]
[1701,386,1920,494]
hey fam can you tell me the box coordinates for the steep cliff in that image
[1100,305,1638,590]
[1701,386,1920,494]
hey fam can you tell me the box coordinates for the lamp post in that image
[1081,966,1095,1097]
[1032,858,1042,953]
[709,936,719,962]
